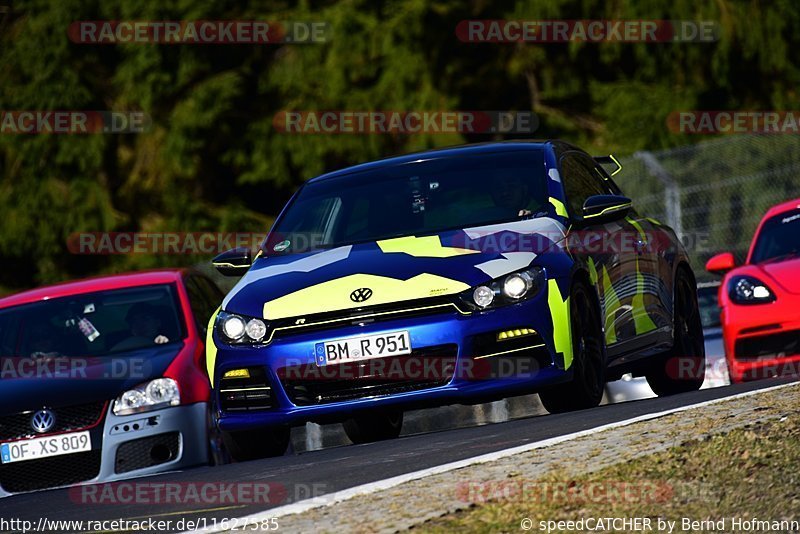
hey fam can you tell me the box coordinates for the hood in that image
[0,343,183,414]
[751,257,800,294]
[223,218,567,320]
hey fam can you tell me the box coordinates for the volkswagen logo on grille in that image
[350,287,373,303]
[30,409,56,434]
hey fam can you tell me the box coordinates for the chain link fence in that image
[618,135,800,281]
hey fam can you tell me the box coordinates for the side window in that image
[583,158,623,196]
[561,153,606,216]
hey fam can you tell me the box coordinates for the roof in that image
[763,197,800,220]
[307,140,556,184]
[0,269,187,309]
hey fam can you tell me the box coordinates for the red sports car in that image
[706,198,800,383]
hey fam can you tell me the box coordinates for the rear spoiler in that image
[593,154,622,177]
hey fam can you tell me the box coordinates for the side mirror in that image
[580,195,632,224]
[212,247,253,276]
[705,252,736,275]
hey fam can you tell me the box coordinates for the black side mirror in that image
[580,195,632,225]
[212,247,253,276]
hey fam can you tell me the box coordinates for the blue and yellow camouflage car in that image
[206,141,706,459]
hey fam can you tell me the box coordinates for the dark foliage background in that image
[1,0,798,291]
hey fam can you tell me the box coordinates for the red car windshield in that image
[0,284,185,359]
[750,207,800,264]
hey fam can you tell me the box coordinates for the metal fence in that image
[618,135,800,280]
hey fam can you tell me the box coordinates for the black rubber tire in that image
[539,282,606,414]
[646,268,706,396]
[206,402,231,466]
[221,426,290,462]
[343,411,403,444]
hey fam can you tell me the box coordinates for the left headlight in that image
[216,311,269,344]
[728,275,776,305]
[113,378,180,416]
[460,266,546,310]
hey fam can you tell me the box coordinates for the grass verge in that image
[420,412,800,533]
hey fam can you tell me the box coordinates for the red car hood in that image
[750,257,800,295]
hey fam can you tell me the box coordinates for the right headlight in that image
[460,266,546,310]
[216,311,269,343]
[728,275,776,305]
[113,378,180,416]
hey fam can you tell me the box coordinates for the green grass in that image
[420,416,800,533]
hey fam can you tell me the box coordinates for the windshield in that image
[0,284,185,358]
[750,207,800,264]
[265,151,548,255]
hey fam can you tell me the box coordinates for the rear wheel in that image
[221,426,290,462]
[539,282,606,413]
[646,268,706,395]
[343,411,403,444]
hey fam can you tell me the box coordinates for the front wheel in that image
[207,402,231,466]
[221,426,291,462]
[646,268,706,395]
[539,282,606,414]
[343,411,403,444]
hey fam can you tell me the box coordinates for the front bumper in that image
[212,289,572,432]
[723,295,800,382]
[0,402,208,497]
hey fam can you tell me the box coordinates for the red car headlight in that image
[728,276,776,305]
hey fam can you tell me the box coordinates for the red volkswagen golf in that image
[0,269,225,496]
[706,198,800,383]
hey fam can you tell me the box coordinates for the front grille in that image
[115,432,180,474]
[267,297,465,341]
[220,367,274,412]
[280,344,457,405]
[0,401,106,441]
[0,450,101,493]
[735,330,800,360]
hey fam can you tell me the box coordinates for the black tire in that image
[206,402,231,466]
[221,426,290,462]
[646,268,706,396]
[343,411,403,444]
[539,282,606,414]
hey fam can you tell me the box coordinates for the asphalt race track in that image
[0,379,793,533]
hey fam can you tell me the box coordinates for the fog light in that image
[497,328,536,341]
[223,368,251,379]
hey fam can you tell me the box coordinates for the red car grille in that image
[0,401,106,441]
[735,329,800,361]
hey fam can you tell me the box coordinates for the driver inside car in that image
[112,303,170,351]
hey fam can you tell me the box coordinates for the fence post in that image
[634,150,682,237]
